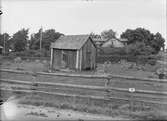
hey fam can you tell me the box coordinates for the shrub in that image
[124,42,155,56]
[97,54,160,65]
[98,47,126,55]
[8,49,50,57]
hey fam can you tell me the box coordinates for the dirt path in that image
[0,98,125,121]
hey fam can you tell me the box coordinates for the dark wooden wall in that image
[80,38,96,70]
[52,49,77,70]
[53,49,61,69]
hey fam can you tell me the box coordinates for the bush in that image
[124,42,155,56]
[97,54,160,65]
[98,43,155,56]
[8,49,50,57]
[98,47,126,55]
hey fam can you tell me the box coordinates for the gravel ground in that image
[0,96,125,121]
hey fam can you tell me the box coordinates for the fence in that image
[1,69,167,104]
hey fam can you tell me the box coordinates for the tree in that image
[29,29,41,50]
[125,42,155,56]
[30,28,63,50]
[101,29,116,40]
[89,32,101,39]
[42,29,63,50]
[0,33,10,46]
[149,32,165,52]
[121,28,153,44]
[10,28,29,52]
[121,28,165,54]
[0,33,10,53]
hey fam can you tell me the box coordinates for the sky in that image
[0,0,166,47]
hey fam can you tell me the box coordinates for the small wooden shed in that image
[50,35,97,71]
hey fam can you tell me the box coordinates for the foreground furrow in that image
[1,78,167,105]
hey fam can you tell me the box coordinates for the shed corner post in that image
[76,50,79,70]
[50,48,53,70]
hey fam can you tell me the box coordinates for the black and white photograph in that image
[0,0,166,120]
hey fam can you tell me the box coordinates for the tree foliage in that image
[150,32,165,52]
[101,29,116,40]
[124,42,155,56]
[121,28,165,53]
[30,28,63,50]
[0,33,10,53]
[0,33,10,46]
[89,32,101,39]
[9,28,29,52]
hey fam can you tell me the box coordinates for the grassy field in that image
[1,55,167,120]
[1,56,167,93]
[1,55,164,79]
[1,89,167,120]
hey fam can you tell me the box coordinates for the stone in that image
[35,59,40,63]
[42,60,47,64]
[14,57,22,63]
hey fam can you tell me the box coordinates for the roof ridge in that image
[51,34,91,50]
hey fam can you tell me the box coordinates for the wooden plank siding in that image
[52,49,77,70]
[66,50,76,69]
[81,38,96,70]
[52,49,62,69]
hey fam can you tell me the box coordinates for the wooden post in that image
[105,78,110,98]
[129,88,135,117]
[105,78,110,87]
[141,101,144,111]
[79,49,82,71]
[3,34,5,55]
[50,48,53,70]
[31,72,38,95]
[76,50,79,69]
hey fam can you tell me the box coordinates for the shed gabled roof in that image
[51,35,91,50]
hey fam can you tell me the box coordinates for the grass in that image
[1,87,167,120]
[1,57,167,120]
[4,90,167,120]
[26,111,48,117]
[1,56,164,79]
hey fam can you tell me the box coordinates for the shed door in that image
[86,51,91,69]
[68,51,76,69]
[62,50,76,69]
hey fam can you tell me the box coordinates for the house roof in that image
[119,38,128,42]
[92,38,106,42]
[51,35,92,50]
[0,45,3,48]
[107,38,128,42]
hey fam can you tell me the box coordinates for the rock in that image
[42,60,47,64]
[120,59,127,65]
[156,68,167,75]
[14,57,22,63]
[156,68,167,79]
[35,59,40,63]
[26,59,30,62]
